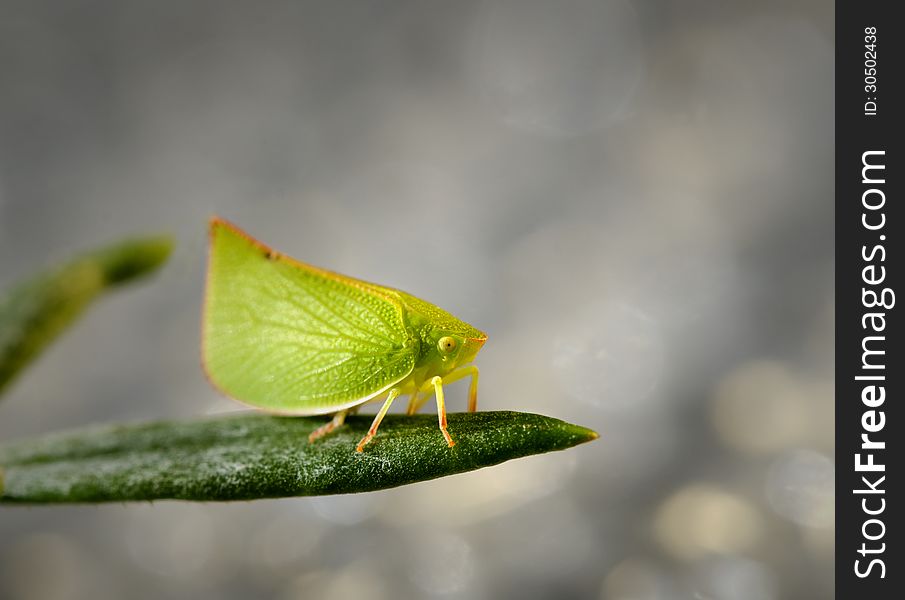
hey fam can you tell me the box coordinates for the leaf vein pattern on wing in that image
[291,358,404,401]
[281,354,361,385]
[232,284,390,351]
[248,343,348,375]
[256,269,398,348]
[211,337,356,401]
[270,265,401,346]
[247,312,389,352]
[266,354,364,399]
[283,267,401,347]
[252,277,347,337]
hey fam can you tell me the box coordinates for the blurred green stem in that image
[0,236,173,396]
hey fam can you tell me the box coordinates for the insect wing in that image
[203,220,415,414]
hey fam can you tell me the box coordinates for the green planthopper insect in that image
[202,217,487,452]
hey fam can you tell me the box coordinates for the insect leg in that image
[406,389,422,415]
[467,368,479,413]
[404,379,437,415]
[308,410,348,443]
[432,376,456,447]
[356,388,401,452]
[437,366,480,412]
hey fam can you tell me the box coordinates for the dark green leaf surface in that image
[0,411,598,503]
[0,236,173,395]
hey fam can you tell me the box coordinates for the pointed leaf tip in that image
[571,424,600,444]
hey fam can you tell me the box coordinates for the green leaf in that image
[0,236,174,396]
[0,411,598,503]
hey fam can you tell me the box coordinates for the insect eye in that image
[438,336,457,353]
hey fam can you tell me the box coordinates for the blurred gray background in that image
[0,1,834,599]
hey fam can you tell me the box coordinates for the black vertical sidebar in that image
[837,2,902,597]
